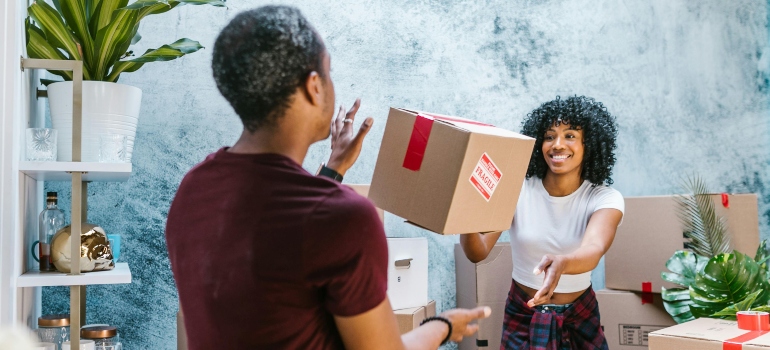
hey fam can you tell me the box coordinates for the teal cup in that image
[107,234,121,262]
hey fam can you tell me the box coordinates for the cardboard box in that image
[596,289,676,349]
[387,237,429,310]
[605,194,760,293]
[649,317,770,350]
[394,300,437,335]
[369,108,535,234]
[455,243,512,349]
[346,184,385,223]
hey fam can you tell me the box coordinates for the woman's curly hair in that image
[520,96,618,186]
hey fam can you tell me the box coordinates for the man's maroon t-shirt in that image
[166,148,388,349]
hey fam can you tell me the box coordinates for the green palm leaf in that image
[756,240,770,272]
[85,0,100,20]
[662,287,696,323]
[121,0,225,21]
[89,0,129,39]
[675,176,731,257]
[58,0,95,70]
[689,252,770,318]
[176,0,226,6]
[661,250,707,323]
[105,38,203,82]
[27,0,224,82]
[710,290,764,320]
[661,250,708,288]
[26,18,73,80]
[28,1,82,61]
[750,305,770,313]
[92,8,138,80]
[123,0,179,20]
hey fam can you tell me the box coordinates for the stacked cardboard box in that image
[601,194,760,350]
[649,317,770,349]
[395,300,437,335]
[455,243,512,350]
[386,237,429,310]
[596,289,675,349]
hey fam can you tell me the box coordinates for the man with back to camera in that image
[165,5,490,350]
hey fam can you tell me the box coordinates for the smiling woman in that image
[521,96,618,187]
[459,95,624,349]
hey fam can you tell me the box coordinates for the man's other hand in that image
[328,98,373,176]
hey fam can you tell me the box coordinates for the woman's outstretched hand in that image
[527,254,567,307]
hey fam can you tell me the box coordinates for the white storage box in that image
[387,237,429,310]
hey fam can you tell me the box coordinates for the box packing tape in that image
[724,311,770,350]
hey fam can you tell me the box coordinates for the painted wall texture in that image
[43,0,770,348]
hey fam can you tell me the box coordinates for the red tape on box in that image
[722,193,730,208]
[723,311,770,350]
[402,115,434,171]
[641,282,653,305]
[402,113,493,171]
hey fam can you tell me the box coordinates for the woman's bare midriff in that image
[515,281,586,305]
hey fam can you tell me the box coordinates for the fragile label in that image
[469,153,502,201]
[618,324,667,346]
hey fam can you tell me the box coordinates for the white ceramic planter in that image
[48,81,142,162]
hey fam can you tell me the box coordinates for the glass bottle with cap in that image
[35,314,70,349]
[81,325,121,350]
[37,191,66,271]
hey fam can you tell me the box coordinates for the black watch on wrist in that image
[316,163,343,183]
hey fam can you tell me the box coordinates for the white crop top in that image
[508,177,624,293]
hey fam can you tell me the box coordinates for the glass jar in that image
[62,339,95,350]
[35,314,70,349]
[32,343,55,350]
[81,326,121,350]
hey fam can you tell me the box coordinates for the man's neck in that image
[228,127,311,166]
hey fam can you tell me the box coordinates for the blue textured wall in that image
[43,1,770,348]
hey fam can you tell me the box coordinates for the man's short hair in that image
[212,6,326,132]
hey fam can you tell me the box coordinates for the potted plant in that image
[26,0,225,162]
[661,176,770,323]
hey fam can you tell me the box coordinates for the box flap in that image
[454,242,513,303]
[395,108,534,139]
[455,244,478,307]
[425,300,436,318]
[476,243,513,302]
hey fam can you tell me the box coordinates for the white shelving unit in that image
[20,162,132,182]
[13,58,134,349]
[17,263,132,288]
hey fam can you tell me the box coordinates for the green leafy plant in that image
[661,175,770,323]
[661,251,707,323]
[26,0,225,83]
[689,252,770,319]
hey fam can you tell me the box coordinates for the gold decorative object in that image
[51,223,114,273]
